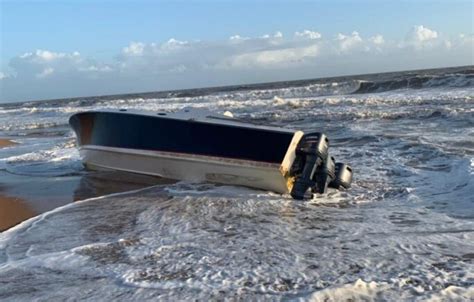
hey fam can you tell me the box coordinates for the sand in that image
[0,194,36,231]
[0,168,174,232]
[1,139,28,230]
[0,139,17,148]
[0,135,175,231]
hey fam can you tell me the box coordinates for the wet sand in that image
[0,136,177,231]
[0,139,17,148]
[0,195,36,232]
[0,168,175,232]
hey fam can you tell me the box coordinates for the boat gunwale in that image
[69,109,298,134]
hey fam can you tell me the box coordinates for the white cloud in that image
[229,35,248,41]
[227,44,319,68]
[122,42,145,55]
[411,25,438,42]
[369,34,384,45]
[459,33,474,45]
[295,30,322,40]
[2,25,472,102]
[161,38,189,52]
[8,49,85,82]
[336,31,363,51]
[261,32,283,39]
[19,50,80,62]
[401,25,440,50]
[36,50,57,61]
[36,67,54,78]
[165,38,188,46]
[79,65,113,72]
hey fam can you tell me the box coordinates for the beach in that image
[0,139,28,231]
[0,139,16,149]
[0,195,35,232]
[0,138,174,230]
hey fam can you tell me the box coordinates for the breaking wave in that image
[0,138,82,176]
[1,181,473,300]
[354,72,474,94]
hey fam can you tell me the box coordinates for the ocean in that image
[0,66,473,300]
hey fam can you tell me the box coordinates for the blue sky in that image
[1,0,473,102]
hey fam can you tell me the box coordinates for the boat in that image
[69,108,352,200]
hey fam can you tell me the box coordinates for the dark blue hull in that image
[69,110,296,164]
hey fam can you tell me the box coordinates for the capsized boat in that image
[69,108,352,200]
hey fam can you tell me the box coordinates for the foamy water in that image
[0,67,473,300]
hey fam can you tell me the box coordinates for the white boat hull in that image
[80,145,294,194]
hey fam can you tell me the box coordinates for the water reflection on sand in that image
[0,170,175,231]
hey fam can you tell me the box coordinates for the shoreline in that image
[0,138,17,149]
[0,166,174,232]
[0,136,173,232]
[0,194,36,232]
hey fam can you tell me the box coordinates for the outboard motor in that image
[329,163,353,189]
[290,133,329,200]
[312,155,336,194]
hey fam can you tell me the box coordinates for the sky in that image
[0,0,473,103]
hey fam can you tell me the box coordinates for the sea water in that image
[0,66,473,300]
